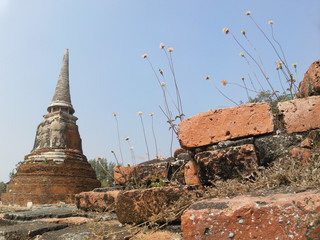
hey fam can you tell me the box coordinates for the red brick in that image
[184,161,201,185]
[2,152,101,206]
[299,59,320,97]
[116,186,202,224]
[300,137,312,148]
[195,144,258,183]
[114,166,134,185]
[181,190,320,240]
[75,190,120,212]
[1,193,75,206]
[174,148,188,158]
[309,223,320,239]
[277,95,320,134]
[178,102,274,149]
[290,147,311,163]
[114,161,168,186]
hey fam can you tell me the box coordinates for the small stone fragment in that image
[298,59,320,97]
[184,161,201,185]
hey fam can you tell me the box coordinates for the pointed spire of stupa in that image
[47,48,75,114]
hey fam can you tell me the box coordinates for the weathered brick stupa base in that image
[2,150,100,206]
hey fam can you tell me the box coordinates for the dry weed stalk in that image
[149,112,159,158]
[143,44,184,157]
[205,75,239,106]
[223,27,278,99]
[112,113,124,165]
[220,11,301,104]
[125,136,136,166]
[137,111,150,160]
[97,156,115,181]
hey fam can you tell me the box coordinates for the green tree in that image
[0,181,7,199]
[248,90,291,113]
[9,169,16,180]
[89,158,116,187]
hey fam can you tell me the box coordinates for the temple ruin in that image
[2,49,101,206]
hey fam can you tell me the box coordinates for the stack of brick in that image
[178,59,320,239]
[178,97,320,185]
[113,156,187,187]
[178,59,320,186]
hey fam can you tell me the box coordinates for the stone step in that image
[1,193,75,206]
[0,221,67,239]
[4,206,77,220]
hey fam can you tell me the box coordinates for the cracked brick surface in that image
[75,190,119,212]
[299,59,320,97]
[195,144,258,183]
[178,102,274,149]
[181,190,320,240]
[277,95,320,134]
[116,186,202,224]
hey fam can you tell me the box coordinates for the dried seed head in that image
[160,82,166,86]
[125,137,129,141]
[277,59,283,65]
[159,43,165,49]
[149,112,154,116]
[112,113,117,116]
[221,80,228,86]
[167,47,173,52]
[268,20,274,25]
[205,75,210,80]
[137,111,142,116]
[246,11,251,16]
[142,53,147,59]
[240,52,245,57]
[242,29,246,35]
[222,27,229,34]
[293,63,297,68]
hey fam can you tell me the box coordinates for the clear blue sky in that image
[0,1,319,182]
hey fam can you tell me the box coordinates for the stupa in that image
[2,49,101,206]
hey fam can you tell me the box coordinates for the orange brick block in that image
[182,190,320,240]
[178,102,274,149]
[277,95,320,134]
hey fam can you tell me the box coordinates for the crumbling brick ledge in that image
[77,60,320,239]
[181,190,320,240]
[178,95,320,185]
